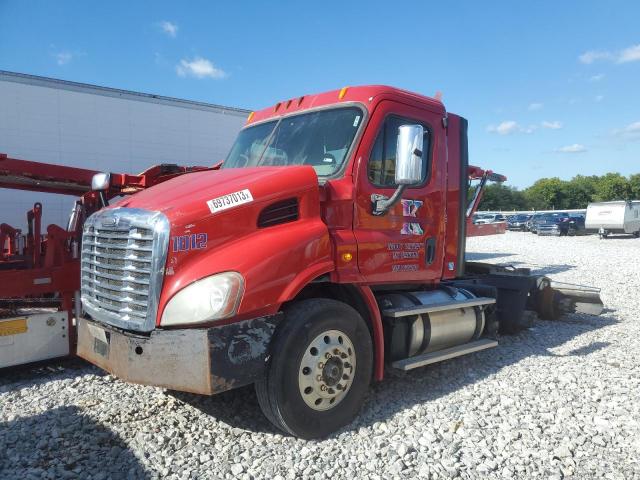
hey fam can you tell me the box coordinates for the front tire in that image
[255,299,373,439]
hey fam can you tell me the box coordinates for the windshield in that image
[223,107,363,177]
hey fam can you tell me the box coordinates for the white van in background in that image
[585,201,640,238]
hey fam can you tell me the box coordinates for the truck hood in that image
[110,166,319,227]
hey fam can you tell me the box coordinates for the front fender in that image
[158,218,333,324]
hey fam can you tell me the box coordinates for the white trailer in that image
[585,201,640,238]
[0,71,248,369]
[0,70,249,230]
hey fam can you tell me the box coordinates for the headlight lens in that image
[160,272,244,326]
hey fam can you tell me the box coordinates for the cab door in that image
[353,100,446,283]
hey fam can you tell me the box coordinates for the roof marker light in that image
[297,96,305,106]
[285,99,292,109]
[274,102,282,112]
[338,86,349,100]
[246,111,255,123]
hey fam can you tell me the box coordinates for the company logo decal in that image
[207,189,254,214]
[401,223,424,235]
[401,199,423,217]
[172,233,207,252]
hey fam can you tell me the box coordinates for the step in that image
[382,297,496,318]
[391,338,499,371]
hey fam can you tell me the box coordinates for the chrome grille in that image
[81,208,170,332]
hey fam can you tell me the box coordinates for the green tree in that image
[563,175,598,209]
[478,184,527,211]
[629,173,640,199]
[523,177,568,210]
[594,173,631,201]
[470,171,639,212]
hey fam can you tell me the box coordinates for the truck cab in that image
[77,86,603,438]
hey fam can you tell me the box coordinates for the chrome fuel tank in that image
[379,288,486,361]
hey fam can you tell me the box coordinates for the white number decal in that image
[207,189,254,214]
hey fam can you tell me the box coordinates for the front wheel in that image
[255,299,373,439]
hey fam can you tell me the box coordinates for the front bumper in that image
[77,315,281,395]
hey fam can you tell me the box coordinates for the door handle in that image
[425,237,436,265]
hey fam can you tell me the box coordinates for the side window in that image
[367,115,430,187]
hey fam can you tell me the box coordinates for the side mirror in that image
[371,124,425,215]
[91,172,111,208]
[395,125,424,185]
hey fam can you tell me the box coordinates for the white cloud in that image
[528,102,543,111]
[579,50,612,64]
[487,121,519,135]
[541,121,563,130]
[176,57,227,79]
[618,44,640,63]
[589,73,605,82]
[613,121,640,141]
[487,120,551,135]
[595,95,604,102]
[579,43,640,64]
[159,21,178,38]
[624,121,640,133]
[556,144,587,153]
[55,51,73,65]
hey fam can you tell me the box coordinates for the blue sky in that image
[1,0,639,188]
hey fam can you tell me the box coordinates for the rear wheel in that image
[255,299,373,439]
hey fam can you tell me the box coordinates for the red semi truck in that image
[77,86,602,438]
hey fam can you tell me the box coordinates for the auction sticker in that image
[207,189,254,214]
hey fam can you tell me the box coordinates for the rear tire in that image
[255,299,373,439]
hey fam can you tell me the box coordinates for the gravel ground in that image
[1,232,639,479]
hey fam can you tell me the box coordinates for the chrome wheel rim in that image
[298,329,356,411]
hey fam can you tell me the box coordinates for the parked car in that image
[507,214,532,231]
[537,213,585,236]
[530,212,570,234]
[473,213,506,224]
[585,201,640,238]
[527,213,546,233]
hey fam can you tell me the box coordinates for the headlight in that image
[160,272,244,326]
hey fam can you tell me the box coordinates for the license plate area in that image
[87,323,110,358]
[93,337,109,357]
